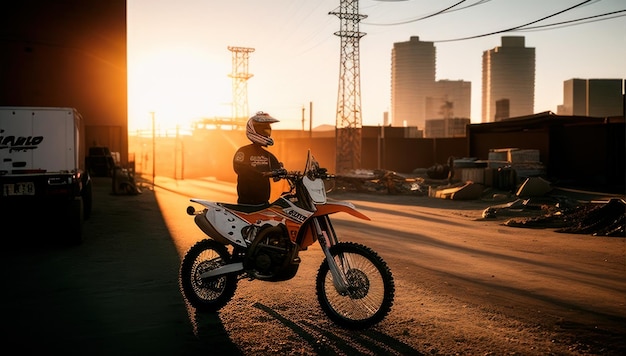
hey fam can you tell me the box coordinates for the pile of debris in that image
[332,169,425,195]
[499,198,625,237]
[481,177,625,237]
[332,170,625,237]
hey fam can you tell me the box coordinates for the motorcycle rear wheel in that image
[316,242,395,329]
[179,239,238,312]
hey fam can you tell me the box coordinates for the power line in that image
[363,0,493,26]
[429,0,605,42]
[513,9,626,32]
[362,0,623,43]
[433,8,625,42]
[365,0,468,26]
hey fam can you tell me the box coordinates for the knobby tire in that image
[179,239,238,312]
[316,242,395,329]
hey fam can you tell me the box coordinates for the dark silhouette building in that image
[0,0,129,166]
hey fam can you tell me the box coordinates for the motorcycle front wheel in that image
[316,242,395,329]
[179,239,238,312]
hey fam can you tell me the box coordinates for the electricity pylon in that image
[228,46,254,128]
[330,0,366,173]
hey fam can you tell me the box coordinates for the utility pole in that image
[309,101,313,138]
[151,111,155,188]
[330,0,366,173]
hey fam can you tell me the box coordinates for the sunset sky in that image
[127,0,625,132]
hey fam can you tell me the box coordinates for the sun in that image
[128,47,232,134]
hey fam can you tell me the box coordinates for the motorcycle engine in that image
[245,224,300,281]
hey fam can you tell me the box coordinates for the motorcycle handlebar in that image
[262,168,289,178]
[263,168,334,180]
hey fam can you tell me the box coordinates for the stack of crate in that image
[485,148,545,189]
[452,158,485,184]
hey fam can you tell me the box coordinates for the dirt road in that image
[158,177,626,355]
[2,176,624,355]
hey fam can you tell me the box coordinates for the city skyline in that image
[390,36,473,130]
[127,0,625,132]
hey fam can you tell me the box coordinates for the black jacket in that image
[233,143,281,204]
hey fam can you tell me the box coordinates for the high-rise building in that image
[481,36,535,122]
[391,37,472,129]
[391,36,436,128]
[558,78,624,117]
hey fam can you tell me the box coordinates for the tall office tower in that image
[391,36,436,128]
[481,36,535,122]
[559,78,624,117]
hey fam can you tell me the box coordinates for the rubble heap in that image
[503,198,625,237]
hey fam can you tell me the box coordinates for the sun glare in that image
[128,47,231,134]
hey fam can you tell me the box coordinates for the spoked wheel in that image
[316,242,395,329]
[179,239,238,312]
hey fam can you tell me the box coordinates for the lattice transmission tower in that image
[330,0,367,173]
[228,46,255,128]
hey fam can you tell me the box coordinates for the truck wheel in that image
[66,197,84,245]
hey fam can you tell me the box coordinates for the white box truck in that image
[0,106,92,244]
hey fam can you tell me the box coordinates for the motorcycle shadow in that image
[251,302,423,355]
[188,299,422,355]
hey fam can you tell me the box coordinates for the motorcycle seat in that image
[221,202,270,213]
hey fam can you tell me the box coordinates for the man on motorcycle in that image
[233,111,284,205]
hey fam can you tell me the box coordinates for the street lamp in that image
[151,111,155,188]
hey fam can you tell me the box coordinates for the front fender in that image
[190,198,217,208]
[312,201,370,221]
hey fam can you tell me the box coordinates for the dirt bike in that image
[179,150,395,329]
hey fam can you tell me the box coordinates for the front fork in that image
[313,215,349,294]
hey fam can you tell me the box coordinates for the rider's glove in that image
[272,168,287,182]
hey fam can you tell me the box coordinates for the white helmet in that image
[246,111,279,146]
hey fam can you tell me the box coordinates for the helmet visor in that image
[254,122,272,137]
